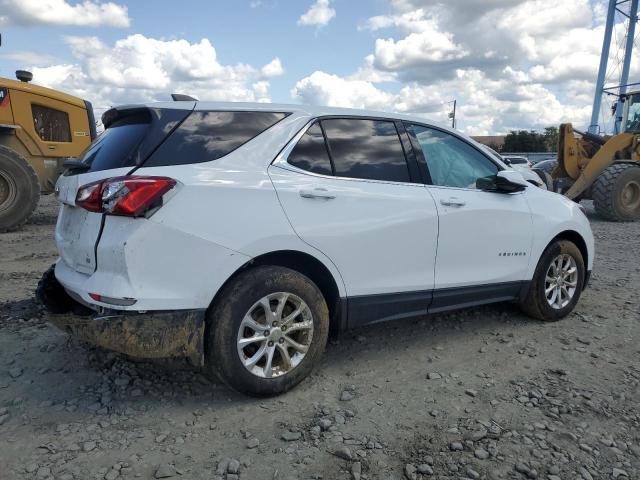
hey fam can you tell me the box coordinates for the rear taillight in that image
[75,176,177,217]
[75,179,103,212]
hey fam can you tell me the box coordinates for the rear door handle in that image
[299,188,336,200]
[440,197,466,207]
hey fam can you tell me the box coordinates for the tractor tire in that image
[592,163,640,221]
[0,145,40,232]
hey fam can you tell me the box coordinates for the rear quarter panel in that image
[134,112,347,305]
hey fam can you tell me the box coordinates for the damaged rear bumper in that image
[50,309,206,366]
[38,263,206,365]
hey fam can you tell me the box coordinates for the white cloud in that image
[292,71,394,110]
[292,0,634,134]
[292,68,593,136]
[298,0,336,27]
[374,22,469,71]
[0,0,130,28]
[30,34,282,108]
[261,58,284,78]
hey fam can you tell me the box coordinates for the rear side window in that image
[287,122,332,176]
[145,111,288,167]
[321,118,410,182]
[32,104,71,142]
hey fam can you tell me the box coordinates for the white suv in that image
[39,102,594,396]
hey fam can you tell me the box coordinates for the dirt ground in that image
[0,194,638,480]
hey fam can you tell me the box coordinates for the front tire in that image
[592,163,640,221]
[205,266,329,396]
[519,240,585,321]
[0,145,40,232]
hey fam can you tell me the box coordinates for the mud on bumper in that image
[50,309,206,366]
[38,263,206,365]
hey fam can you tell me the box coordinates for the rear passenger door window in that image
[322,118,410,183]
[287,122,333,176]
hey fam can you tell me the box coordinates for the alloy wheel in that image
[236,292,314,378]
[544,254,578,310]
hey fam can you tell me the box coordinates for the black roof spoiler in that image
[83,100,97,140]
[101,105,149,129]
[171,93,197,101]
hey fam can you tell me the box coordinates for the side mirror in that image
[476,171,528,193]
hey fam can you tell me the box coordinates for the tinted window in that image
[77,112,151,172]
[145,111,288,167]
[287,122,332,175]
[32,104,71,142]
[322,118,410,182]
[407,124,498,189]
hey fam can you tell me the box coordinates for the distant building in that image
[472,135,505,151]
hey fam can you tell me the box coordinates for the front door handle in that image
[440,197,466,207]
[299,188,336,200]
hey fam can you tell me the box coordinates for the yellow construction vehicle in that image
[0,70,96,231]
[543,90,640,221]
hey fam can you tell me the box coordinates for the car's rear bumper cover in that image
[50,309,206,366]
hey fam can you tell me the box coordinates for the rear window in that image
[78,112,150,172]
[144,111,288,167]
[76,108,190,174]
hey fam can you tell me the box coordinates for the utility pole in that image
[615,0,639,133]
[589,0,639,134]
[449,99,456,129]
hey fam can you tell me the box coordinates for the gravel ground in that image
[0,194,639,480]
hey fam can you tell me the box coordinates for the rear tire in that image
[519,240,585,321]
[592,163,640,221]
[0,145,40,232]
[205,266,329,396]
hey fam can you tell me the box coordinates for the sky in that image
[0,0,634,135]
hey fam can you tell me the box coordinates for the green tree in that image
[543,126,559,152]
[503,130,547,152]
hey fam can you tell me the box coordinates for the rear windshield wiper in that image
[63,158,90,172]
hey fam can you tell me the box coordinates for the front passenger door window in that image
[405,124,497,189]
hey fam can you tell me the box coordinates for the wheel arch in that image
[548,229,589,274]
[207,249,346,335]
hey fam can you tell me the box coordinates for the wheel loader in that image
[0,70,96,232]
[540,90,640,221]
